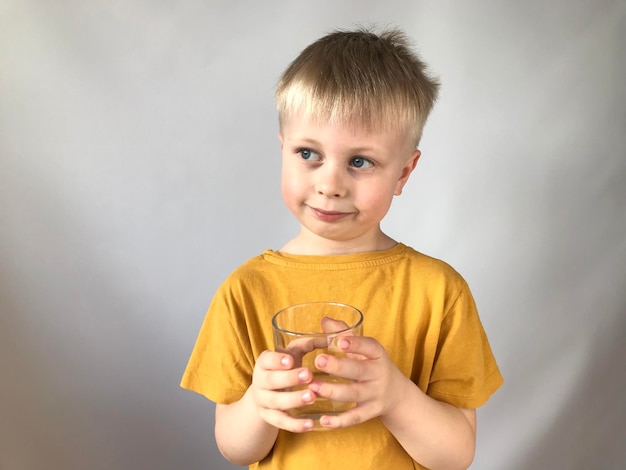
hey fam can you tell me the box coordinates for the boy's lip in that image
[309,206,351,222]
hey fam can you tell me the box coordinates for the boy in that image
[181,27,503,469]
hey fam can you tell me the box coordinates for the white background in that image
[1,1,625,469]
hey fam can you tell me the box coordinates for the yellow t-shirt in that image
[181,243,503,469]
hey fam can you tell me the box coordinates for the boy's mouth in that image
[309,206,351,222]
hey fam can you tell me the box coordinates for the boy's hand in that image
[250,350,316,433]
[307,336,409,429]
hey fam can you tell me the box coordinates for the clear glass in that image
[272,302,364,430]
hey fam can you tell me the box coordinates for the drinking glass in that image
[272,302,363,429]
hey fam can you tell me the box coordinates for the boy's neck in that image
[279,230,397,256]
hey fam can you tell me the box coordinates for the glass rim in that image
[271,301,363,337]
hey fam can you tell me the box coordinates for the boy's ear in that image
[278,132,284,149]
[394,150,421,196]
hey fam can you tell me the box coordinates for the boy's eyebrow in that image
[292,137,322,146]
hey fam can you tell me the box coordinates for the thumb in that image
[321,316,359,352]
[320,316,350,334]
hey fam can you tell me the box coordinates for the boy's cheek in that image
[280,184,296,204]
[280,175,294,197]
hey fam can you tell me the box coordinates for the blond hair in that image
[275,27,440,146]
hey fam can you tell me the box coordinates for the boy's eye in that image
[299,148,320,161]
[350,156,373,169]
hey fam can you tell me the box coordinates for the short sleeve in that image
[180,281,255,404]
[426,282,503,408]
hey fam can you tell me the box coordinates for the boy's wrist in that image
[381,373,422,425]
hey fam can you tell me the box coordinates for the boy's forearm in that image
[381,376,476,470]
[215,388,279,466]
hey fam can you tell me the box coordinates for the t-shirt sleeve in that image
[426,281,503,409]
[180,281,255,404]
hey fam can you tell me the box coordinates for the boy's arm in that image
[381,380,477,470]
[214,391,278,465]
[214,350,317,466]
[309,336,477,470]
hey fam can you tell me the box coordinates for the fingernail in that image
[320,416,331,426]
[303,420,314,430]
[302,390,313,402]
[308,381,320,393]
[281,356,290,367]
[298,369,309,381]
[316,355,328,369]
[338,338,350,350]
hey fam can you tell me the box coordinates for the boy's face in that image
[279,114,420,254]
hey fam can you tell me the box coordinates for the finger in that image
[308,377,364,404]
[256,386,317,412]
[314,352,373,381]
[255,367,313,391]
[259,409,315,433]
[257,350,296,371]
[321,316,350,333]
[283,337,328,361]
[332,335,384,360]
[318,405,374,430]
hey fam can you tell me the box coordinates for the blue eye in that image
[299,148,320,161]
[351,157,373,168]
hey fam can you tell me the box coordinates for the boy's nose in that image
[315,165,347,198]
